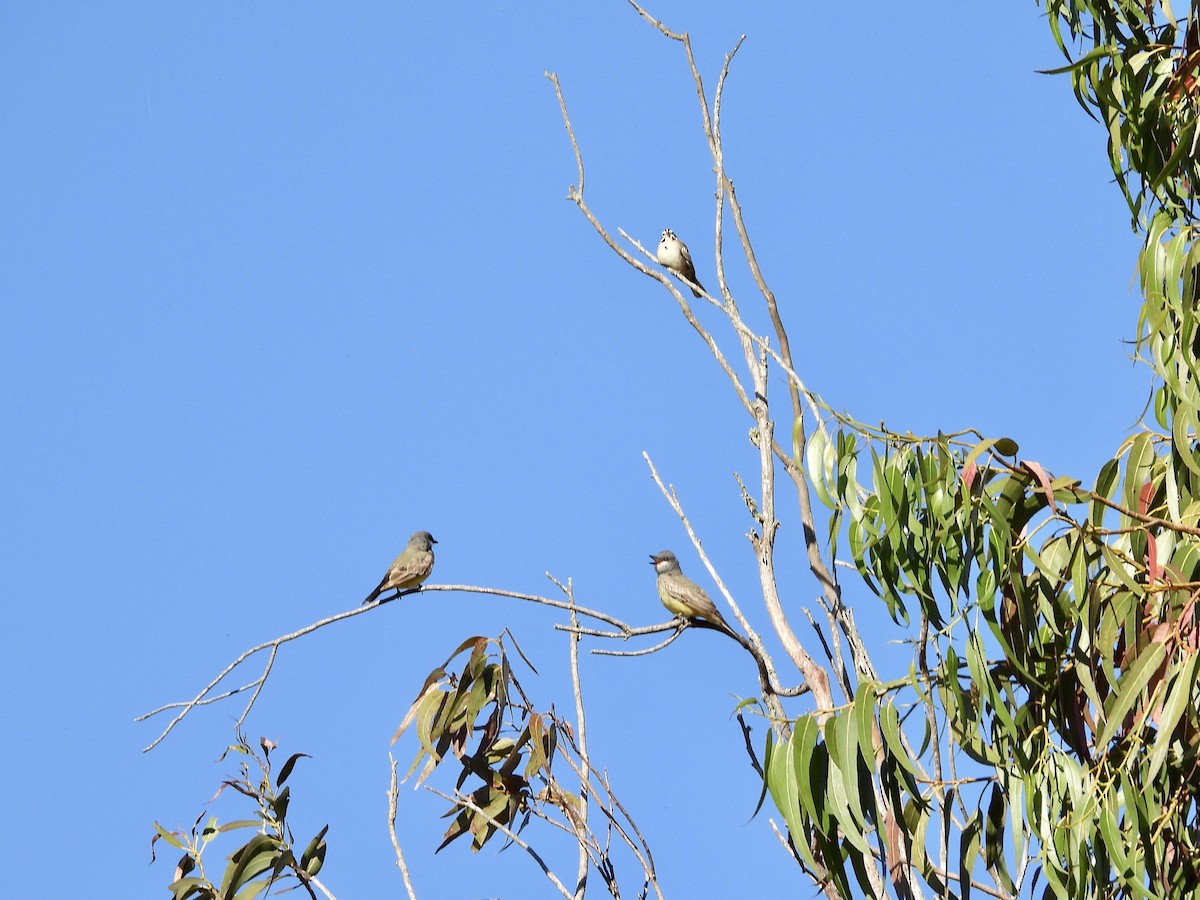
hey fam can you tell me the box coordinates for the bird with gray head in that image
[656,229,703,298]
[650,550,735,635]
[363,531,438,605]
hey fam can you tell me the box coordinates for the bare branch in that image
[387,754,419,900]
[590,626,686,657]
[549,712,663,899]
[565,583,590,900]
[137,602,376,751]
[800,606,852,704]
[418,583,628,629]
[139,583,635,751]
[545,71,583,195]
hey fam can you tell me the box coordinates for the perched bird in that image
[650,550,734,635]
[656,229,704,298]
[363,531,438,605]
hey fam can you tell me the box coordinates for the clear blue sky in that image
[2,3,1145,897]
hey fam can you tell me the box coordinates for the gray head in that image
[409,531,438,550]
[649,550,680,574]
[660,228,675,242]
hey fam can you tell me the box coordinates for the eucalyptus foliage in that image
[152,736,329,900]
[760,4,1200,897]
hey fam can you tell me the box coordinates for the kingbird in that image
[656,229,704,298]
[363,531,437,604]
[650,550,735,635]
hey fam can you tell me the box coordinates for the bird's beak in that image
[648,555,659,565]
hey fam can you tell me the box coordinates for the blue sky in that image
[2,3,1146,897]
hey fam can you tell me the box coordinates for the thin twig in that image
[801,606,852,704]
[387,754,419,900]
[736,712,764,779]
[426,788,573,899]
[418,584,627,628]
[591,628,685,657]
[550,721,662,899]
[137,602,376,751]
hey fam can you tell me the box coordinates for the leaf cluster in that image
[790,412,1200,896]
[151,735,329,900]
[1044,0,1200,227]
[393,636,561,854]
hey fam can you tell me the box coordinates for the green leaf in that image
[1146,653,1199,781]
[220,834,281,896]
[270,786,290,825]
[1097,641,1168,748]
[752,727,775,821]
[832,709,866,833]
[821,722,870,856]
[1123,432,1156,516]
[983,783,1014,893]
[963,437,1012,476]
[792,715,823,823]
[993,437,1019,457]
[300,824,330,877]
[214,819,261,835]
[167,875,209,900]
[153,822,186,851]
[1037,42,1119,76]
[804,419,835,509]
[1098,800,1130,878]
[852,680,878,774]
[275,753,310,789]
[877,700,920,776]
[764,723,802,835]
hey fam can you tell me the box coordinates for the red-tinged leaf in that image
[1147,530,1161,581]
[260,736,277,756]
[1021,459,1059,513]
[213,780,256,802]
[1139,479,1156,516]
[963,437,1014,478]
[962,460,978,491]
[885,806,901,872]
[1182,596,1200,650]
[1150,620,1172,644]
[206,780,242,804]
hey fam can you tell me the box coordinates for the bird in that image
[363,531,438,605]
[649,550,735,635]
[656,229,704,298]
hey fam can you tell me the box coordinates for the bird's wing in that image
[387,549,432,587]
[659,575,713,619]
